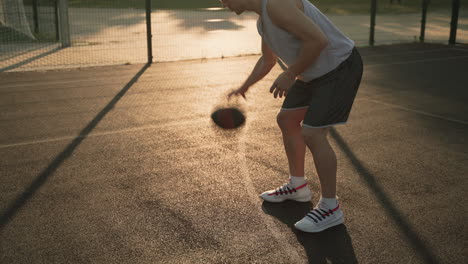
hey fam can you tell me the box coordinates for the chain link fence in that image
[1,0,467,72]
[1,0,148,71]
[1,0,57,69]
[368,0,467,45]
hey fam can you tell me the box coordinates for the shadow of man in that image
[262,200,358,264]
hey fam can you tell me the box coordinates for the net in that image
[0,0,35,39]
[0,0,466,72]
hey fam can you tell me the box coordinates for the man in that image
[222,0,363,232]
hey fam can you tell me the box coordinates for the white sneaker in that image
[294,204,344,232]
[260,182,312,202]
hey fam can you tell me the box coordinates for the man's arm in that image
[229,40,277,98]
[241,40,277,89]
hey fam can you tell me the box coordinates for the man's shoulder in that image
[266,0,296,10]
[266,0,302,29]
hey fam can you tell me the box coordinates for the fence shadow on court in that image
[0,42,55,63]
[257,126,442,263]
[0,44,62,72]
[329,128,441,264]
[0,63,151,230]
[262,200,359,264]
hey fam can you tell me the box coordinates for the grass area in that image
[67,0,457,14]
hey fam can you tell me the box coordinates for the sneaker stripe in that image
[306,215,318,223]
[267,183,308,196]
[319,204,340,217]
[306,204,341,222]
[309,211,322,220]
[294,183,308,191]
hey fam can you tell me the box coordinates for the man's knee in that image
[301,126,329,145]
[276,110,304,131]
[276,111,288,129]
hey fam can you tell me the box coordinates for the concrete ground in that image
[1,43,468,263]
[1,8,467,72]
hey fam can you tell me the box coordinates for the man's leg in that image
[259,108,312,202]
[294,126,343,233]
[276,108,308,177]
[301,126,336,198]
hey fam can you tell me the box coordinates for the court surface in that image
[1,43,467,263]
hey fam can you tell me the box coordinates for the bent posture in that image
[222,0,363,232]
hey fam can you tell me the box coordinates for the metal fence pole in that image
[32,0,39,34]
[449,0,460,44]
[57,0,71,47]
[370,0,377,46]
[54,0,59,41]
[146,0,153,64]
[420,0,429,42]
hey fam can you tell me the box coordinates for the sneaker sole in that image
[294,216,344,233]
[260,194,312,203]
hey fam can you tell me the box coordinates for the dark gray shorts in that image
[282,47,363,128]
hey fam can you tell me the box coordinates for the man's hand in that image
[270,70,296,98]
[228,86,248,100]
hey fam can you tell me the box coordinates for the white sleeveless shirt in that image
[257,0,354,81]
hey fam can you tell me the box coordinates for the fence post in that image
[54,0,59,41]
[369,0,377,46]
[32,0,39,34]
[146,0,153,64]
[420,0,429,42]
[57,0,71,47]
[449,0,460,44]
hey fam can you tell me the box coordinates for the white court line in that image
[453,48,468,53]
[2,93,467,150]
[0,118,204,149]
[365,55,468,67]
[358,97,468,126]
[237,120,306,264]
[2,95,467,150]
[0,114,306,262]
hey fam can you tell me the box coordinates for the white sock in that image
[318,197,338,210]
[289,176,307,188]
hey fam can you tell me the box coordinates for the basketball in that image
[211,107,246,129]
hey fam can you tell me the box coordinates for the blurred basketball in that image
[211,107,246,129]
